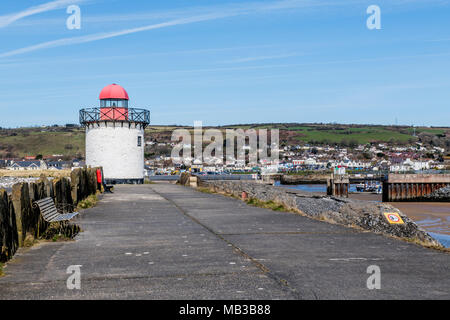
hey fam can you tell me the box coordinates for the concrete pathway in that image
[0,183,449,299]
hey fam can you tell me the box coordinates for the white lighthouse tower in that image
[80,84,150,184]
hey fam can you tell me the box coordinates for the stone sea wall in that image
[198,179,442,247]
[280,174,329,184]
[0,167,101,263]
[0,190,18,262]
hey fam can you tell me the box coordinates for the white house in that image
[8,160,47,171]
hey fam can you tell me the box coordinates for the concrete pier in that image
[0,183,449,299]
[382,174,450,202]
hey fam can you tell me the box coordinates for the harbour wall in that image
[383,174,450,202]
[196,179,442,247]
[0,167,101,263]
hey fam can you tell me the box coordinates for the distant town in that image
[0,123,449,176]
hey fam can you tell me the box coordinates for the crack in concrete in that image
[219,231,358,236]
[150,185,303,299]
[1,270,263,286]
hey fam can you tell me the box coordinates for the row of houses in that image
[0,159,85,170]
[286,157,444,172]
[150,155,444,174]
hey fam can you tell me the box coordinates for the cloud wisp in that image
[4,0,332,27]
[220,53,302,64]
[0,0,330,58]
[1,0,445,58]
[0,0,87,29]
[0,12,241,58]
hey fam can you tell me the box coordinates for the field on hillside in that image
[0,127,85,158]
[0,124,448,158]
[150,124,448,146]
[291,126,415,144]
[219,124,448,145]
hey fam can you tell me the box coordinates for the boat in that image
[355,181,382,193]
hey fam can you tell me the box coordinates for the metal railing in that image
[79,107,150,127]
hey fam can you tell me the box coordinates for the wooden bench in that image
[102,181,114,193]
[33,197,79,222]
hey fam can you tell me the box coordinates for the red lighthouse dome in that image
[99,84,129,120]
[99,83,129,100]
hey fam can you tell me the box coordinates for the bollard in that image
[189,176,198,188]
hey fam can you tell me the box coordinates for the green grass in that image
[404,127,446,135]
[52,234,70,242]
[41,221,80,241]
[77,194,98,210]
[0,124,447,158]
[196,187,215,194]
[291,126,417,144]
[246,198,295,212]
[23,235,38,247]
[0,128,85,158]
[0,262,4,277]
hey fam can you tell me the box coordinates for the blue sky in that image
[0,0,449,127]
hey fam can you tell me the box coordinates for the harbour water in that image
[389,202,450,248]
[275,182,450,248]
[0,177,39,193]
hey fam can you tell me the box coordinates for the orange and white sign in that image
[383,212,404,224]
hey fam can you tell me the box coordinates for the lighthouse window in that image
[100,100,128,108]
[138,136,142,147]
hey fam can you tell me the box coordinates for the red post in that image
[96,169,102,191]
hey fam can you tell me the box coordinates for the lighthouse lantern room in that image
[80,84,150,184]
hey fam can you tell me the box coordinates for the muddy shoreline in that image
[347,193,450,236]
[274,183,450,247]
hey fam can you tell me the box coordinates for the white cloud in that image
[0,0,307,58]
[5,0,334,27]
[0,0,447,58]
[0,13,241,58]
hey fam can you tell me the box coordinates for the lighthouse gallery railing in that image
[79,107,150,127]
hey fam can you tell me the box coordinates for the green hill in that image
[0,123,448,159]
[0,127,85,159]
